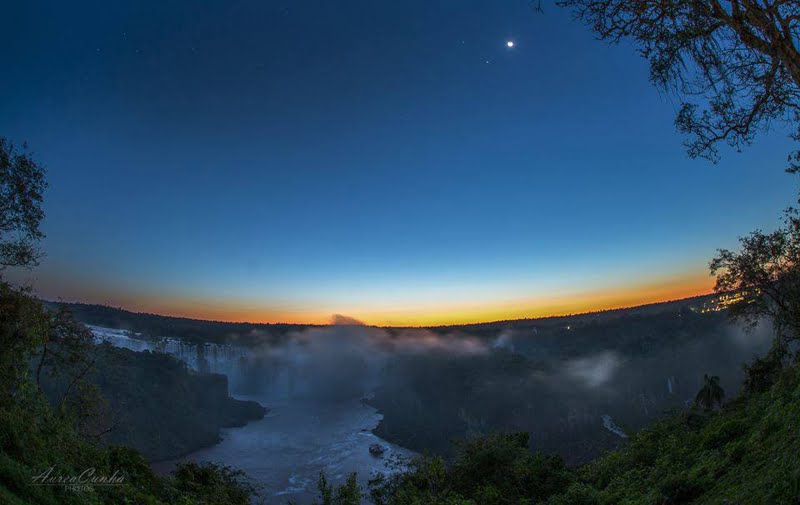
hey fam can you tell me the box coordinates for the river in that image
[90,326,415,504]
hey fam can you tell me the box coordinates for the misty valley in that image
[7,0,800,503]
[37,297,770,503]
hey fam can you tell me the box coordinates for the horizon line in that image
[45,291,717,330]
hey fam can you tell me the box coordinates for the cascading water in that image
[90,325,414,504]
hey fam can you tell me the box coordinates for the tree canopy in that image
[710,205,800,350]
[560,0,800,170]
[0,138,46,270]
[694,373,725,410]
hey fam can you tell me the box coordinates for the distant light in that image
[506,41,515,48]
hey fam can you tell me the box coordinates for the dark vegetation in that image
[369,307,758,464]
[304,348,800,504]
[560,0,800,171]
[51,301,314,346]
[52,296,715,349]
[0,139,259,504]
[1,138,798,504]
[422,295,715,337]
[39,340,266,461]
[308,1,800,502]
[361,360,800,504]
[313,213,800,501]
[6,2,800,503]
[0,138,46,269]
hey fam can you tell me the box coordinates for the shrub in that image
[657,472,707,504]
[546,483,600,505]
[701,419,747,449]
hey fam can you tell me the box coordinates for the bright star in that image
[506,41,515,48]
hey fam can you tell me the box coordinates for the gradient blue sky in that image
[2,0,797,325]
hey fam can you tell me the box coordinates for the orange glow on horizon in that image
[70,270,716,327]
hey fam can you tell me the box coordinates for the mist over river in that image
[91,326,415,504]
[89,310,773,502]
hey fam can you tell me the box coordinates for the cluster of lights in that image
[697,292,752,313]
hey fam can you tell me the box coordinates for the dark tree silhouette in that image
[560,0,800,170]
[312,472,361,505]
[694,374,725,410]
[0,138,47,269]
[710,205,800,350]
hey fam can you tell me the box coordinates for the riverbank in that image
[154,397,415,504]
[40,341,268,462]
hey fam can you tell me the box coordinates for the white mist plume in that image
[240,317,492,401]
[492,329,515,352]
[564,351,621,388]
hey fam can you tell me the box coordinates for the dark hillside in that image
[46,301,316,346]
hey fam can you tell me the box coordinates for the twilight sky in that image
[2,0,797,326]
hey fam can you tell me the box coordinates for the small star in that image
[506,41,515,48]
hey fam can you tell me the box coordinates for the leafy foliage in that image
[0,141,258,503]
[313,472,362,505]
[367,432,571,505]
[75,344,265,461]
[0,286,260,505]
[742,341,789,393]
[694,374,725,411]
[560,0,800,171]
[173,462,256,504]
[346,359,800,504]
[0,280,47,407]
[370,306,751,464]
[711,205,800,352]
[0,138,47,269]
[570,361,800,504]
[3,136,799,505]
